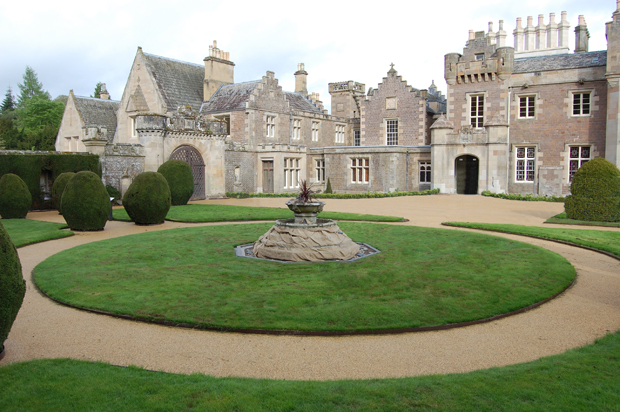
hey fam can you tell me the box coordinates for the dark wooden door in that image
[455,155,479,194]
[170,145,205,200]
[262,160,274,193]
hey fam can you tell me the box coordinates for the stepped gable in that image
[142,52,204,112]
[284,92,322,113]
[73,96,120,142]
[200,81,260,113]
[514,50,607,72]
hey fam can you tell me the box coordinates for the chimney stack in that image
[203,40,235,102]
[574,15,590,53]
[294,63,308,97]
[100,83,110,100]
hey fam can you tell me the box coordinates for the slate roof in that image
[142,52,205,112]
[514,51,607,73]
[200,82,323,114]
[74,96,119,143]
[200,81,260,113]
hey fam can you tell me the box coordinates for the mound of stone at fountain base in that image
[252,224,360,262]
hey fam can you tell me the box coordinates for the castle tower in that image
[203,40,235,102]
[328,80,365,119]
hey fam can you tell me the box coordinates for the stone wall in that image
[225,148,256,193]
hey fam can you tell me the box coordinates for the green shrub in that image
[106,185,121,204]
[481,190,565,203]
[157,160,194,206]
[51,172,75,213]
[226,188,440,199]
[325,178,333,194]
[0,174,32,219]
[0,220,26,351]
[565,157,620,222]
[122,172,171,225]
[61,171,109,231]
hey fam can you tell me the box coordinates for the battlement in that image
[328,81,365,94]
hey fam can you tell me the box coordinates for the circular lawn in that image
[33,223,575,333]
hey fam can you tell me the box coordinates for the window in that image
[516,147,536,182]
[475,53,484,61]
[354,130,360,146]
[470,95,484,128]
[572,92,591,116]
[292,119,301,140]
[131,117,137,138]
[569,146,591,181]
[386,119,398,145]
[519,96,535,118]
[266,115,275,137]
[335,124,345,143]
[351,158,369,184]
[284,157,300,189]
[419,162,431,183]
[311,121,319,142]
[316,159,325,183]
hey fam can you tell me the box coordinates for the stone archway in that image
[455,155,479,194]
[169,145,205,200]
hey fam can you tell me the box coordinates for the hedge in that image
[122,172,171,225]
[226,188,440,199]
[0,174,32,218]
[0,152,101,209]
[0,220,26,351]
[481,190,566,203]
[61,171,110,231]
[157,160,194,206]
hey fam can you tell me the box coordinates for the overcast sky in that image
[0,0,613,112]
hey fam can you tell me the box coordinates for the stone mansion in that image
[56,2,620,198]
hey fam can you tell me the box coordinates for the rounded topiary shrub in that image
[51,172,75,214]
[0,174,32,219]
[157,160,194,206]
[61,171,110,231]
[0,220,26,353]
[565,157,620,222]
[122,172,171,225]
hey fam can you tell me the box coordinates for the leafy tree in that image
[17,66,50,108]
[1,87,15,116]
[92,82,103,98]
[14,97,64,151]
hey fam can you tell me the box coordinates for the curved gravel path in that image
[2,195,620,380]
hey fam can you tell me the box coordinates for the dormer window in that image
[475,54,485,61]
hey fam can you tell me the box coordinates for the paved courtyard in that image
[3,195,620,380]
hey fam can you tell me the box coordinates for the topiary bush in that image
[0,220,26,353]
[0,174,32,219]
[106,185,122,205]
[325,177,333,194]
[565,157,620,222]
[51,172,75,214]
[61,171,110,231]
[122,172,171,225]
[157,160,194,205]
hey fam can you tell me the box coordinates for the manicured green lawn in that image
[112,204,405,223]
[444,222,620,258]
[33,223,574,332]
[2,326,620,412]
[545,212,620,228]
[1,218,73,248]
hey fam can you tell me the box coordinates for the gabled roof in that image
[73,95,119,142]
[142,52,205,112]
[200,81,260,113]
[285,92,322,113]
[514,50,607,73]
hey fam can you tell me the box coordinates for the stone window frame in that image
[354,130,360,146]
[467,92,487,129]
[292,118,301,140]
[351,157,370,184]
[567,145,591,182]
[385,96,397,110]
[515,93,538,119]
[566,88,598,118]
[265,114,276,138]
[315,158,325,183]
[335,123,345,143]
[385,118,399,145]
[570,90,592,117]
[514,146,537,182]
[311,121,320,142]
[283,157,301,189]
[419,161,431,183]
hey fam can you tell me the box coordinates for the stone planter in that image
[286,200,325,224]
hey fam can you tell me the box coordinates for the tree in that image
[17,66,50,108]
[92,82,103,98]
[14,97,64,150]
[1,87,15,116]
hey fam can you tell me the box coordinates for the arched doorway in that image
[455,155,479,194]
[170,145,205,200]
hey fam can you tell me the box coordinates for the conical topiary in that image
[122,172,171,225]
[565,157,620,222]
[51,172,75,214]
[0,220,26,354]
[325,177,333,194]
[61,171,110,231]
[157,159,194,205]
[0,173,32,219]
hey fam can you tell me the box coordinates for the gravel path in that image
[2,195,619,380]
